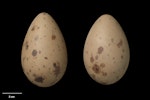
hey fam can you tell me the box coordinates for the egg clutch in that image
[21,12,130,87]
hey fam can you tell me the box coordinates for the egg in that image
[21,12,67,87]
[83,14,130,85]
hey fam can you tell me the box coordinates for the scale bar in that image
[2,92,22,94]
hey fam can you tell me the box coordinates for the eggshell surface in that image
[21,12,67,87]
[83,14,130,85]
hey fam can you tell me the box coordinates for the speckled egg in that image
[83,14,130,85]
[21,12,67,87]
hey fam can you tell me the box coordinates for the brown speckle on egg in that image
[98,46,103,54]
[52,35,56,40]
[100,63,105,68]
[34,76,44,83]
[33,73,36,77]
[113,57,115,60]
[25,41,29,50]
[102,72,107,76]
[117,39,123,48]
[44,57,48,60]
[53,62,60,77]
[90,56,94,63]
[29,69,31,72]
[111,38,114,43]
[92,64,100,74]
[43,65,45,68]
[32,49,37,56]
[31,26,35,31]
[121,55,124,59]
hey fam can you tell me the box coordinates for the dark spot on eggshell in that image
[53,62,60,77]
[31,26,35,31]
[29,69,31,72]
[107,54,110,57]
[102,72,107,76]
[117,39,123,48]
[51,20,55,24]
[52,35,56,40]
[90,56,94,63]
[33,74,36,77]
[43,65,45,68]
[44,57,48,60]
[32,49,37,56]
[92,64,100,74]
[121,55,124,59]
[113,57,115,60]
[98,46,103,54]
[100,63,105,68]
[25,41,29,50]
[34,76,44,83]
